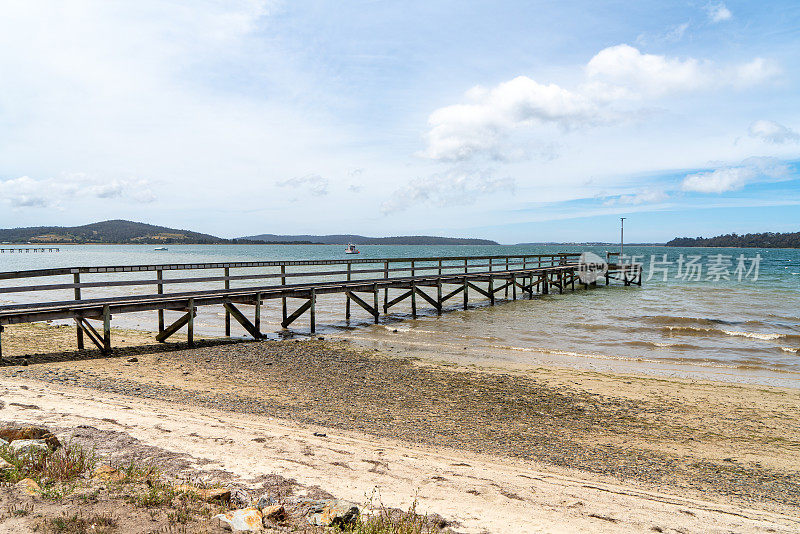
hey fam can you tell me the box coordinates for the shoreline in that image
[2,323,800,531]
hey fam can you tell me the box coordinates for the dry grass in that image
[0,440,96,490]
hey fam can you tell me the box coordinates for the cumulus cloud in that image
[275,174,329,196]
[423,76,602,161]
[681,158,790,193]
[0,174,156,209]
[381,169,515,214]
[748,120,800,144]
[423,45,778,163]
[706,2,732,23]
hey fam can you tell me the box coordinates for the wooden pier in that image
[0,247,60,253]
[0,253,642,357]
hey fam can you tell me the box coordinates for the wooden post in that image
[187,298,195,347]
[558,270,563,294]
[157,269,164,334]
[411,260,415,277]
[255,293,262,335]
[489,275,495,305]
[346,263,351,321]
[224,267,231,336]
[541,274,549,295]
[464,258,468,274]
[505,258,509,298]
[102,305,111,353]
[411,281,417,318]
[310,289,316,333]
[512,274,517,300]
[281,265,287,323]
[383,261,389,314]
[74,272,84,350]
[436,280,442,315]
[373,283,379,323]
[463,276,468,310]
[438,259,442,276]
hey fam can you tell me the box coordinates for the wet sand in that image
[2,323,800,532]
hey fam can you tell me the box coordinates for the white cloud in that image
[381,169,515,214]
[604,189,669,206]
[422,45,778,163]
[423,76,602,162]
[681,158,790,193]
[585,45,777,97]
[706,2,732,23]
[0,174,156,209]
[748,120,800,144]
[276,174,329,196]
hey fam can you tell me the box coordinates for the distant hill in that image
[241,233,499,245]
[667,232,800,248]
[0,220,227,245]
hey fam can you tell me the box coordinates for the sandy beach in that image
[1,323,800,532]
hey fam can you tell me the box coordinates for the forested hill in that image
[666,232,800,248]
[240,234,499,245]
[0,220,227,244]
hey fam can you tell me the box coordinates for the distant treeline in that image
[666,232,800,249]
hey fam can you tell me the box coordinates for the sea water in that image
[1,244,798,387]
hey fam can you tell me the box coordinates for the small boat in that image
[344,243,359,254]
[154,247,168,251]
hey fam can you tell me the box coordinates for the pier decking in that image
[0,253,642,357]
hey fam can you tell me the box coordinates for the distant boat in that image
[154,247,168,251]
[344,243,359,254]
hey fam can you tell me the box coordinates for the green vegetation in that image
[667,231,800,248]
[0,220,226,245]
[345,499,446,534]
[0,440,96,490]
[38,512,117,534]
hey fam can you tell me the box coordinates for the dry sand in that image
[1,323,800,533]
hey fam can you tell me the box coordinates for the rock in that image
[307,500,359,527]
[9,439,49,455]
[255,494,278,509]
[176,484,231,504]
[262,504,286,523]
[93,465,124,482]
[0,458,13,471]
[230,487,252,508]
[213,507,263,531]
[15,478,41,495]
[127,357,138,362]
[0,425,61,450]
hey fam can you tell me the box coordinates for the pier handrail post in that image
[73,271,84,350]
[438,259,442,276]
[411,280,417,318]
[310,288,316,333]
[224,267,231,336]
[505,258,509,297]
[187,298,195,347]
[463,275,468,310]
[383,261,388,314]
[346,263,351,321]
[373,283,379,323]
[281,265,287,323]
[255,292,262,337]
[157,269,164,335]
[102,304,111,353]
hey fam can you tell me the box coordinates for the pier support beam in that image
[224,268,230,337]
[74,272,83,350]
[282,298,312,329]
[102,305,111,353]
[156,311,192,343]
[223,302,262,339]
[345,290,379,322]
[157,270,164,334]
[187,299,195,347]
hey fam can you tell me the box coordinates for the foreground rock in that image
[0,424,61,450]
[307,499,360,527]
[213,507,263,531]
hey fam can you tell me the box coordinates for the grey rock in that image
[230,487,252,508]
[9,439,49,455]
[307,499,359,527]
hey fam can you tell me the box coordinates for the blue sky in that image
[0,1,798,243]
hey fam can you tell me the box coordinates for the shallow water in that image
[1,244,798,387]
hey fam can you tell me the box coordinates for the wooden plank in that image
[282,299,312,329]
[385,290,412,310]
[223,302,262,339]
[414,286,440,311]
[224,267,231,336]
[75,318,104,351]
[187,298,195,347]
[345,290,378,318]
[310,289,316,333]
[74,272,83,350]
[156,311,191,342]
[440,285,464,303]
[466,281,491,299]
[102,305,111,353]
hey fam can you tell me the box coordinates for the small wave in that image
[783,347,800,354]
[642,315,737,327]
[663,325,799,342]
[623,340,699,350]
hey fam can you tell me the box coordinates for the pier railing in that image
[0,253,641,357]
